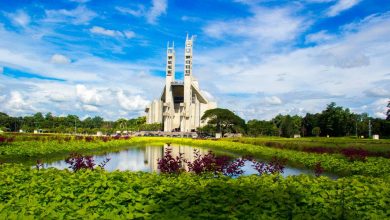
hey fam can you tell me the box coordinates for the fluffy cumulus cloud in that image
[117,90,149,111]
[76,84,105,106]
[1,91,36,115]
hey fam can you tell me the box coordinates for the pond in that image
[40,144,337,178]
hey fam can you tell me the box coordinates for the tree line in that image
[200,102,390,138]
[0,112,161,134]
[1,101,389,137]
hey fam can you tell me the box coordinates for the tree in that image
[387,101,390,121]
[318,102,355,137]
[247,120,278,136]
[312,127,321,137]
[201,108,245,136]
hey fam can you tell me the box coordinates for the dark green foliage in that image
[247,119,278,136]
[0,164,389,219]
[312,127,321,137]
[201,108,246,135]
[0,113,161,134]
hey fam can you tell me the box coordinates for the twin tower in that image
[145,35,217,132]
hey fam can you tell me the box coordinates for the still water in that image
[42,145,335,178]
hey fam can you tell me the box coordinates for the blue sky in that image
[0,0,389,120]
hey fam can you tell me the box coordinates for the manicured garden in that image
[1,134,390,219]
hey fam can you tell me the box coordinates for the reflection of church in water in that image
[144,145,208,172]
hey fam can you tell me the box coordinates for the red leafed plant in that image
[341,147,368,162]
[65,153,111,172]
[0,136,14,144]
[101,136,110,142]
[186,150,219,174]
[252,157,287,175]
[65,153,95,171]
[157,147,185,174]
[84,136,94,142]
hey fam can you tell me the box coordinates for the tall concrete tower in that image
[183,34,194,131]
[164,42,176,131]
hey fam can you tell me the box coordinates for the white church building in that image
[145,35,217,132]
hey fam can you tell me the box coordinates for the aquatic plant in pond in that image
[65,153,95,171]
[65,153,110,171]
[252,157,287,175]
[157,146,286,177]
[157,147,185,174]
[341,147,368,162]
[185,150,246,177]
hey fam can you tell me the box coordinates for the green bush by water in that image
[0,164,389,219]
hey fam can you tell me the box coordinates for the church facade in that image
[145,35,217,132]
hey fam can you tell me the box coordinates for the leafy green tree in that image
[312,127,321,137]
[302,113,319,137]
[140,123,162,131]
[318,102,355,137]
[247,120,278,136]
[387,101,390,121]
[201,108,245,136]
[271,114,302,137]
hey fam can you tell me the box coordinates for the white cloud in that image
[116,0,167,24]
[305,30,335,44]
[194,11,390,119]
[116,6,144,17]
[181,16,200,22]
[51,54,71,64]
[82,104,99,112]
[147,0,167,24]
[204,6,309,46]
[124,31,136,39]
[90,26,120,37]
[264,96,282,105]
[76,84,105,106]
[45,6,96,25]
[90,26,136,39]
[1,91,36,115]
[5,10,30,28]
[117,90,149,111]
[327,0,361,17]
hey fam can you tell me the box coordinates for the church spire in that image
[166,41,175,79]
